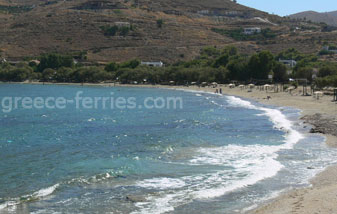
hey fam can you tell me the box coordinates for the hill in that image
[0,0,336,63]
[289,10,337,27]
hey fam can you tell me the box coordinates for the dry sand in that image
[21,82,337,214]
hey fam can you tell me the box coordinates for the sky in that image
[238,0,336,16]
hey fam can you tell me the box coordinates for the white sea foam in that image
[132,95,304,214]
[136,178,186,190]
[191,145,283,199]
[132,143,283,214]
[173,88,223,97]
[33,184,59,198]
[226,95,304,149]
[0,201,19,210]
[0,184,59,211]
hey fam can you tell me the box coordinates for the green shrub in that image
[100,26,119,36]
[0,5,32,13]
[156,19,164,28]
[100,25,133,37]
[319,49,334,55]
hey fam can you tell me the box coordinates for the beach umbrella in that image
[314,91,324,99]
[228,84,235,88]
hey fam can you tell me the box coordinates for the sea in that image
[0,83,336,214]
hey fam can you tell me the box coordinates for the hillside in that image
[289,10,337,27]
[0,0,336,63]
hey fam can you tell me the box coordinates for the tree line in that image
[1,47,337,88]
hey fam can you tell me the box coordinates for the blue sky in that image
[238,0,336,16]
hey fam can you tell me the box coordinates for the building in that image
[141,61,164,67]
[323,46,337,54]
[29,60,40,65]
[224,11,241,17]
[243,27,261,35]
[197,10,209,15]
[114,22,130,27]
[279,59,297,68]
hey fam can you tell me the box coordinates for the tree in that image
[0,69,5,81]
[213,54,229,68]
[156,19,164,28]
[273,62,288,82]
[71,67,87,83]
[226,56,249,81]
[105,62,119,72]
[214,67,229,83]
[119,26,130,36]
[318,65,337,77]
[248,51,275,79]
[247,54,260,79]
[223,46,238,56]
[315,75,337,88]
[276,48,303,61]
[38,53,74,72]
[120,59,140,69]
[100,25,118,36]
[200,46,220,58]
[294,67,313,81]
[42,68,56,82]
[55,67,73,82]
[5,68,33,82]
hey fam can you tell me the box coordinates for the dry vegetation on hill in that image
[290,10,337,27]
[0,0,336,63]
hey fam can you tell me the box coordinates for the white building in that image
[197,10,209,15]
[243,27,261,35]
[225,11,240,16]
[141,61,164,67]
[279,59,297,68]
[114,22,130,27]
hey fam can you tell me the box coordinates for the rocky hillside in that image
[0,0,336,63]
[289,10,337,27]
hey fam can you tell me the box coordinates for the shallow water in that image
[0,84,336,214]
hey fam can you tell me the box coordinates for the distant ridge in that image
[289,10,337,26]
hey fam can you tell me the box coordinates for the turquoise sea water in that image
[0,84,336,214]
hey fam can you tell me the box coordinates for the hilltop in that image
[289,10,337,27]
[0,0,336,63]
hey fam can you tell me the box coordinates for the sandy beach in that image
[21,82,337,213]
[171,84,337,214]
[119,83,337,214]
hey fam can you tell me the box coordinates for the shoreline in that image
[115,83,337,214]
[7,82,337,213]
